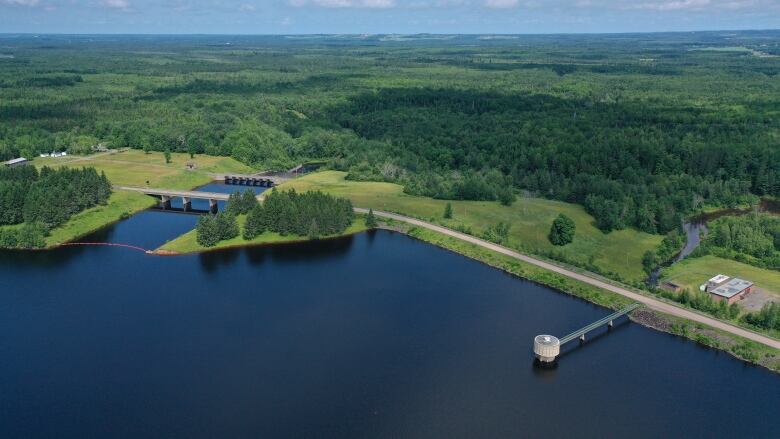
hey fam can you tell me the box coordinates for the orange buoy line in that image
[59,242,150,253]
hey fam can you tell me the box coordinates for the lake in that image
[1,205,779,438]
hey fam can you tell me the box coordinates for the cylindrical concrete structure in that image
[533,335,561,363]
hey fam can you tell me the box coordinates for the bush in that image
[549,213,575,246]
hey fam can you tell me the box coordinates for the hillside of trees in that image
[2,32,779,237]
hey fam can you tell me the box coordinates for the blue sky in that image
[1,0,779,34]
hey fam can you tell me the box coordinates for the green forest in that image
[0,165,112,247]
[244,189,354,240]
[195,189,354,247]
[702,213,780,271]
[1,32,779,237]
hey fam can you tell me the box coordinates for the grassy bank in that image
[13,149,256,249]
[156,216,370,254]
[34,149,254,189]
[393,221,780,372]
[662,255,780,298]
[45,191,156,247]
[278,171,662,283]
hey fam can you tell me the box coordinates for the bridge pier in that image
[182,196,192,212]
[160,195,171,210]
[209,199,218,214]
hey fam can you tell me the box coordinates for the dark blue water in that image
[1,210,779,438]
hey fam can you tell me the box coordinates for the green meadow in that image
[277,171,662,283]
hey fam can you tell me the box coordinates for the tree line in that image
[0,165,112,248]
[196,189,355,247]
[334,88,776,234]
[701,213,780,271]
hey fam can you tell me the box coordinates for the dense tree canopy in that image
[2,32,779,237]
[244,189,354,239]
[0,165,111,228]
[703,213,780,271]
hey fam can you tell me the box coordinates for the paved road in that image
[355,208,780,350]
[115,186,231,201]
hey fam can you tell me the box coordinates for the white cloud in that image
[103,0,130,10]
[484,0,519,7]
[1,0,40,6]
[632,0,711,10]
[288,0,398,8]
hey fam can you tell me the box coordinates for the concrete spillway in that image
[534,303,640,363]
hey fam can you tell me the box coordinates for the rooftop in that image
[710,278,753,299]
[708,274,730,285]
[3,157,28,165]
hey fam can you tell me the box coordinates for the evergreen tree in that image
[443,202,452,219]
[215,212,239,240]
[164,149,172,164]
[243,203,266,239]
[196,215,219,247]
[241,190,258,213]
[308,219,320,239]
[642,250,658,275]
[226,191,243,215]
[366,208,378,228]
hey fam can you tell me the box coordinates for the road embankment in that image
[357,208,780,352]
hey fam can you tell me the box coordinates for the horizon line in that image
[1,28,779,37]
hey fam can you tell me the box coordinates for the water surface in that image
[1,211,779,438]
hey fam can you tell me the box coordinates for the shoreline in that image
[4,202,779,372]
[388,223,780,373]
[151,225,370,256]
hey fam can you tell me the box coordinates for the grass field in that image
[45,191,157,247]
[23,149,255,247]
[277,171,662,282]
[157,215,369,254]
[34,149,254,189]
[662,255,780,297]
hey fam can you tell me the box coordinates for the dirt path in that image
[356,208,780,350]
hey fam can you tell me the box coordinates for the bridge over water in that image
[533,303,640,363]
[115,186,237,213]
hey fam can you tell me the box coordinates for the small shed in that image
[3,157,28,167]
[660,281,683,293]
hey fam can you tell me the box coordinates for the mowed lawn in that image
[34,149,255,190]
[663,255,780,297]
[278,171,662,282]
